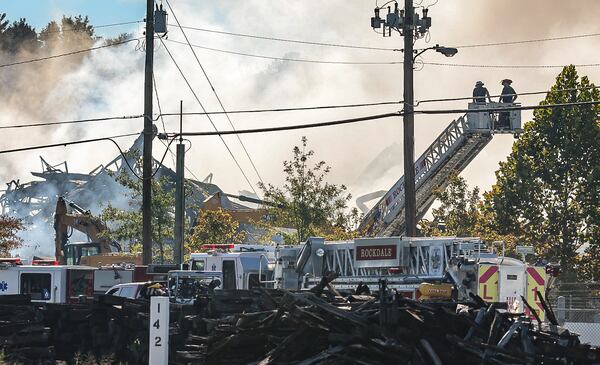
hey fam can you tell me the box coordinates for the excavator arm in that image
[54,197,121,264]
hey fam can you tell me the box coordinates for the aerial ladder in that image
[359,102,522,236]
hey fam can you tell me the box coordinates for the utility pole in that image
[142,0,155,265]
[402,0,416,237]
[371,3,456,237]
[174,101,185,267]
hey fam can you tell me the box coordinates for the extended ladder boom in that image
[359,102,522,236]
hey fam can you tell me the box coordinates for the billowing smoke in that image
[1,1,600,255]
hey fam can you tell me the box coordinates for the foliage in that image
[0,215,24,256]
[486,65,600,279]
[259,136,361,243]
[101,172,176,264]
[420,173,520,257]
[187,208,246,253]
[0,17,37,53]
[0,13,130,56]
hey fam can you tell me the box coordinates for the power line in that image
[152,72,176,167]
[165,39,600,69]
[415,100,600,115]
[153,71,204,182]
[172,24,398,52]
[415,86,599,106]
[161,112,400,137]
[0,114,144,130]
[42,20,143,34]
[161,100,600,138]
[174,23,600,51]
[1,87,595,131]
[423,61,600,69]
[157,36,259,195]
[165,39,401,65]
[451,32,600,49]
[0,132,139,155]
[0,37,140,69]
[165,0,265,189]
[159,87,597,117]
[159,100,402,117]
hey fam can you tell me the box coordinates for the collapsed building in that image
[0,132,262,256]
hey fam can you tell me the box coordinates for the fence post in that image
[557,296,566,326]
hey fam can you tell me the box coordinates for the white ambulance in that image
[0,258,96,304]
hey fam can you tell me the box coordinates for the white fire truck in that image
[190,237,555,320]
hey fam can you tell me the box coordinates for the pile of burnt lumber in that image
[0,295,54,364]
[0,289,599,364]
[171,288,600,365]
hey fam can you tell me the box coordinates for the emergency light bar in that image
[201,244,235,252]
[31,259,59,266]
[0,258,22,265]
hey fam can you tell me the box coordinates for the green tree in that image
[0,18,37,53]
[0,215,24,256]
[420,174,520,256]
[0,13,8,34]
[187,208,246,253]
[487,65,600,280]
[259,137,360,243]
[101,173,176,264]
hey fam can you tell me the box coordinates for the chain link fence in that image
[549,282,600,346]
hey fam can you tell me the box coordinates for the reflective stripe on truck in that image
[525,266,546,321]
[478,264,499,302]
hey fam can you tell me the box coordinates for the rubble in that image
[0,286,598,364]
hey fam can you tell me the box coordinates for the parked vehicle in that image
[105,281,167,300]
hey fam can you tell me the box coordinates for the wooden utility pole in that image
[142,0,154,265]
[402,0,417,237]
[174,101,185,267]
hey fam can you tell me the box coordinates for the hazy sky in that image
[1,0,599,213]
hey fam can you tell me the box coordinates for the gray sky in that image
[1,0,599,212]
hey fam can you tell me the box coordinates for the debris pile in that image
[0,295,54,363]
[0,288,599,364]
[172,288,600,365]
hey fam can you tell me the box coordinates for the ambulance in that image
[0,258,95,304]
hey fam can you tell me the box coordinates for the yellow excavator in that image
[53,197,141,266]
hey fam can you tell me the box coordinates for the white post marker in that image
[149,296,170,364]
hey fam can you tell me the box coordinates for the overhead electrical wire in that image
[423,61,600,69]
[175,23,600,51]
[41,20,143,34]
[450,32,600,49]
[0,132,139,155]
[153,71,204,183]
[165,0,265,188]
[158,86,597,117]
[160,100,600,138]
[0,101,596,157]
[414,86,599,106]
[157,36,259,195]
[0,37,141,69]
[153,72,176,167]
[1,87,595,130]
[162,112,401,138]
[158,100,402,117]
[164,39,600,69]
[172,24,398,52]
[0,114,144,130]
[165,39,401,65]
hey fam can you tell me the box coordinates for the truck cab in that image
[190,246,273,290]
[0,260,95,303]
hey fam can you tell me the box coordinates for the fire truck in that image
[189,237,555,320]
